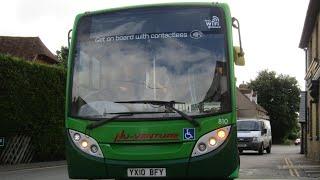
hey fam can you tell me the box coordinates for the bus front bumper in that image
[66,127,239,179]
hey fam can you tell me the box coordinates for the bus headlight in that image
[209,137,217,146]
[69,129,104,158]
[81,140,88,148]
[191,126,231,157]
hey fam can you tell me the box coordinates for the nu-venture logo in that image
[114,130,179,142]
[204,16,221,29]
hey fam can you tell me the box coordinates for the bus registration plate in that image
[127,168,166,177]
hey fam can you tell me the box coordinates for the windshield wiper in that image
[86,111,170,130]
[115,100,200,127]
[86,113,134,130]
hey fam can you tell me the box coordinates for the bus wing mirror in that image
[234,46,245,66]
[232,17,245,66]
[68,29,72,48]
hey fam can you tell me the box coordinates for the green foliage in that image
[282,139,293,145]
[248,70,300,143]
[56,46,69,68]
[0,54,66,161]
[287,132,298,140]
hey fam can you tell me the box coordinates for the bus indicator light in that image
[217,130,226,139]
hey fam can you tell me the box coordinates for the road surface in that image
[0,145,319,179]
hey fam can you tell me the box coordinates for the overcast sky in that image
[0,0,309,90]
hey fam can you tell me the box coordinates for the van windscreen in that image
[237,121,261,131]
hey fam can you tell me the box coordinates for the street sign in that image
[0,137,4,147]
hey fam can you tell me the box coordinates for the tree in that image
[56,46,69,68]
[248,70,300,143]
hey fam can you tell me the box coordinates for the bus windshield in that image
[71,7,231,119]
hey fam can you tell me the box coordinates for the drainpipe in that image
[302,48,307,155]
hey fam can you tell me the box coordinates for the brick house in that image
[299,0,320,160]
[236,84,269,120]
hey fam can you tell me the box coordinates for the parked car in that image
[294,138,301,145]
[237,119,272,155]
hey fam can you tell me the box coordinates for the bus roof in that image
[77,2,229,18]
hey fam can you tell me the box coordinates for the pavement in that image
[0,161,66,172]
[239,145,320,179]
[281,154,320,179]
[0,161,68,180]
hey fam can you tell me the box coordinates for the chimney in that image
[252,91,258,104]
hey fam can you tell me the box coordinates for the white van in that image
[237,119,272,155]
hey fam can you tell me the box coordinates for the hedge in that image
[0,54,66,161]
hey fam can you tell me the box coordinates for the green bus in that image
[65,2,245,179]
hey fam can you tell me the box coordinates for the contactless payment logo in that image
[190,30,203,39]
[183,128,195,140]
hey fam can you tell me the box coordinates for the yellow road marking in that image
[287,158,300,177]
[284,158,294,176]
